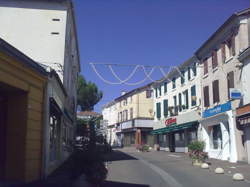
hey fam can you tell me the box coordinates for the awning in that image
[151,121,198,135]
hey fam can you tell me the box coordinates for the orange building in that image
[0,38,47,182]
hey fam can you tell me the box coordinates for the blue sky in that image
[73,0,250,112]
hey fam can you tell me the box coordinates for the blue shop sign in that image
[203,101,231,118]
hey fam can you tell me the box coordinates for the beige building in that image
[114,83,155,147]
[195,8,250,162]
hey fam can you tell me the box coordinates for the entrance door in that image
[0,95,7,179]
[169,133,175,152]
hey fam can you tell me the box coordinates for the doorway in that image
[0,95,7,179]
[169,133,175,152]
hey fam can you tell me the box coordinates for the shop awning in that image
[151,121,198,135]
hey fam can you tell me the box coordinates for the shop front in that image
[200,101,237,162]
[236,104,250,164]
[152,110,200,153]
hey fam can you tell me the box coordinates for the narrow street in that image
[103,149,250,187]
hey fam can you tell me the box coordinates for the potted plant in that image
[188,141,208,166]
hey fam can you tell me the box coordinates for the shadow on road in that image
[104,150,137,162]
[102,181,150,187]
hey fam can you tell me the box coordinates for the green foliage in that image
[188,141,208,162]
[77,75,103,111]
[188,140,205,152]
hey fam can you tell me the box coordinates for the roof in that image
[195,7,250,58]
[102,100,116,109]
[0,37,48,76]
[115,82,153,102]
[77,111,101,117]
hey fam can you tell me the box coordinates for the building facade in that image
[0,0,80,174]
[152,56,201,153]
[0,39,47,182]
[195,9,250,162]
[236,46,250,163]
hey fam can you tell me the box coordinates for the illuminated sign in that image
[165,118,177,126]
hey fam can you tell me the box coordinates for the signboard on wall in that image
[230,88,242,100]
[165,118,177,126]
[203,101,231,118]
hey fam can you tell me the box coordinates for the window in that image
[213,80,220,103]
[156,102,161,119]
[130,96,133,103]
[192,63,197,76]
[181,71,185,84]
[212,50,218,69]
[227,71,234,99]
[188,67,191,80]
[125,110,128,121]
[203,86,210,107]
[163,99,168,117]
[172,77,176,89]
[159,86,162,96]
[227,35,236,57]
[184,90,189,109]
[203,59,208,75]
[221,43,226,63]
[155,88,158,98]
[173,95,178,114]
[123,99,127,106]
[191,85,196,106]
[210,125,222,149]
[164,82,167,93]
[146,90,152,98]
[130,108,133,119]
[178,93,182,112]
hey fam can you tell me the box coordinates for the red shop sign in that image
[165,118,177,126]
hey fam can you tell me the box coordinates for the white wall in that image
[242,58,250,105]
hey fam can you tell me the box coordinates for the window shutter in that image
[204,59,208,75]
[159,86,162,96]
[192,63,197,76]
[155,88,158,98]
[164,82,167,93]
[231,35,236,56]
[181,71,185,84]
[212,50,218,69]
[185,90,189,109]
[156,103,161,119]
[178,93,182,111]
[188,67,191,80]
[191,85,196,106]
[213,80,220,103]
[203,86,210,107]
[221,43,226,63]
[163,99,168,117]
[227,71,234,99]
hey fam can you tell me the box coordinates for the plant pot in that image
[192,159,203,166]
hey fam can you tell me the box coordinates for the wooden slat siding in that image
[28,88,43,103]
[26,139,42,151]
[25,160,41,181]
[27,119,42,131]
[28,99,43,113]
[26,129,42,141]
[27,109,43,121]
[0,53,45,87]
[25,149,42,160]
[0,69,29,91]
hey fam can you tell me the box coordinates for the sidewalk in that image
[121,147,250,182]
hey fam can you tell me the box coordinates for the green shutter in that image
[188,67,191,80]
[164,82,167,93]
[159,86,162,96]
[186,90,189,109]
[178,93,182,112]
[155,88,158,98]
[191,85,196,106]
[156,103,161,119]
[181,71,185,84]
[193,63,197,76]
[163,99,168,117]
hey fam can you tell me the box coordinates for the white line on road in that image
[139,158,183,187]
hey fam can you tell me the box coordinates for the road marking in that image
[168,154,181,158]
[139,158,183,187]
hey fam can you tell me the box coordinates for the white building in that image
[152,56,202,152]
[195,8,250,163]
[102,101,119,146]
[0,0,80,175]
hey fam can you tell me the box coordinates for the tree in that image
[77,75,103,111]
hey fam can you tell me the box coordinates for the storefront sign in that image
[203,101,231,118]
[230,88,242,100]
[165,118,177,126]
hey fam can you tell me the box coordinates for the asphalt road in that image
[102,149,250,187]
